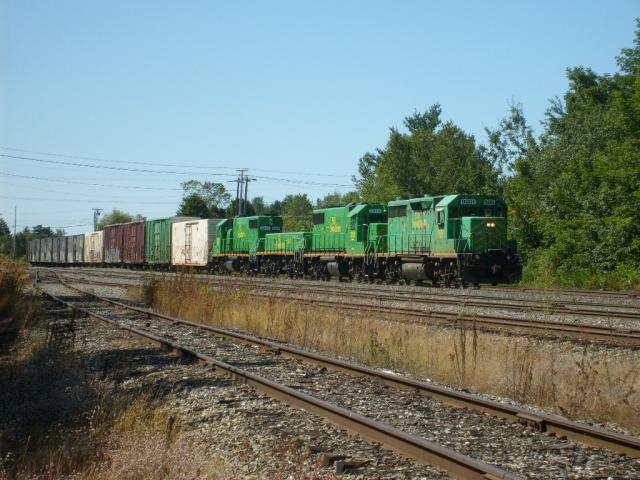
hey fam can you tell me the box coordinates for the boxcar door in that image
[185,223,193,264]
[154,225,161,262]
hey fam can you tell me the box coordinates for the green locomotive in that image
[209,194,521,285]
[380,194,519,285]
[211,215,282,273]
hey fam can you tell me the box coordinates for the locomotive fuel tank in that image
[401,262,428,280]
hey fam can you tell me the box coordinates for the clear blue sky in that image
[1,1,637,234]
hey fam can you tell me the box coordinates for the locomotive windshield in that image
[449,204,506,218]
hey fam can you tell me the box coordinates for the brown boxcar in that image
[103,224,124,264]
[122,220,145,265]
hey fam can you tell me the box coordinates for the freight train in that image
[28,194,521,286]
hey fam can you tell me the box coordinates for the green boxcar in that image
[213,216,283,255]
[264,231,312,254]
[145,216,198,264]
[311,203,387,254]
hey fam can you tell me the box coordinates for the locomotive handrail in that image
[384,233,433,255]
[311,232,346,253]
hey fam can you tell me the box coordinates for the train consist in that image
[28,194,521,286]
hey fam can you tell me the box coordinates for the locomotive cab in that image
[445,196,520,284]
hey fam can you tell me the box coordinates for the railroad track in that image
[49,265,640,304]
[43,266,640,318]
[39,275,518,479]
[490,285,640,300]
[52,269,640,348]
[36,273,640,478]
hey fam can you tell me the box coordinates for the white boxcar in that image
[171,219,221,267]
[84,231,104,263]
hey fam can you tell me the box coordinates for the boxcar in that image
[172,218,221,267]
[145,216,198,265]
[27,239,39,263]
[103,224,124,264]
[66,234,85,264]
[51,237,67,264]
[121,221,145,265]
[41,238,52,263]
[36,239,42,263]
[51,237,59,263]
[84,231,104,264]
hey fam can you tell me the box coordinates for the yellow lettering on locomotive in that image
[329,216,342,233]
[237,225,246,239]
[412,219,428,229]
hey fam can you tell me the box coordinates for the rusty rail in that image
[40,286,520,480]
[55,270,640,348]
[53,273,640,458]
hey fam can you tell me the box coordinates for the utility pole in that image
[235,174,241,216]
[92,208,102,231]
[235,168,248,216]
[232,169,256,216]
[243,175,252,216]
[12,206,16,259]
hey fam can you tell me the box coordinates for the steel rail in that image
[39,287,520,480]
[54,271,640,348]
[291,297,640,347]
[49,267,640,319]
[53,274,640,458]
[211,281,640,320]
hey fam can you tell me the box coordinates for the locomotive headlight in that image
[474,254,481,260]
[486,222,496,228]
[506,255,511,261]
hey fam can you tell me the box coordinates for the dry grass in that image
[0,258,38,333]
[1,276,335,480]
[140,275,640,434]
[0,306,225,480]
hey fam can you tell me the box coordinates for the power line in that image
[0,172,183,191]
[0,145,352,178]
[0,195,177,205]
[0,180,181,198]
[1,153,352,188]
[16,222,93,229]
[1,154,233,177]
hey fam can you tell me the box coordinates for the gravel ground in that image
[35,284,450,479]
[44,267,640,330]
[39,277,640,479]
[56,272,640,438]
